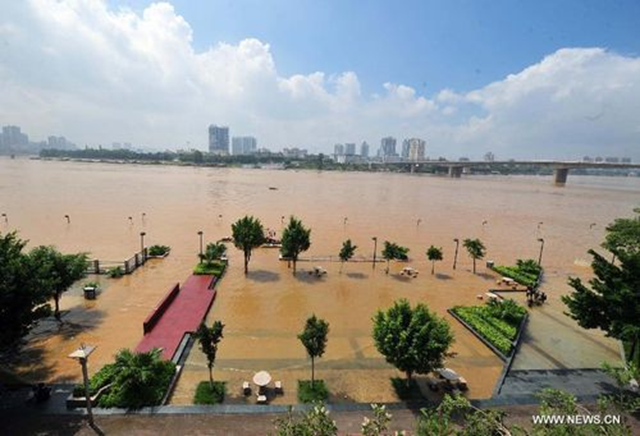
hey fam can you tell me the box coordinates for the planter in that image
[83,286,98,300]
[147,248,171,259]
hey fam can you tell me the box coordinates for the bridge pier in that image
[448,166,463,178]
[553,167,570,186]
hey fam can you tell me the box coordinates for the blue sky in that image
[3,1,640,157]
[109,0,640,95]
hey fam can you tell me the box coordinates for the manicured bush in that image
[452,300,526,356]
[493,265,538,287]
[298,380,329,403]
[148,245,170,256]
[193,261,226,277]
[193,381,226,404]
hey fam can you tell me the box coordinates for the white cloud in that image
[0,1,639,159]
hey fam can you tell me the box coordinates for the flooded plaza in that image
[1,157,636,403]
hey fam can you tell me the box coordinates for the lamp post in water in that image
[197,231,204,263]
[140,232,146,253]
[372,237,378,268]
[453,238,460,270]
[537,238,545,266]
[68,344,96,429]
[64,214,71,224]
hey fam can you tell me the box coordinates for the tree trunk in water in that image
[473,258,476,274]
[209,365,214,388]
[311,356,315,387]
[340,261,343,274]
[54,293,61,320]
[431,261,435,275]
[244,251,249,274]
[293,258,297,274]
[386,260,390,274]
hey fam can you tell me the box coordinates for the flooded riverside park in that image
[1,157,636,404]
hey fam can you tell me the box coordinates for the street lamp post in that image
[140,231,146,253]
[372,237,378,268]
[68,344,96,428]
[65,214,71,224]
[1,213,6,224]
[453,238,460,270]
[537,238,545,266]
[198,231,204,263]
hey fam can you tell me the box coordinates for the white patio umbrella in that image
[253,371,272,387]
[437,368,460,381]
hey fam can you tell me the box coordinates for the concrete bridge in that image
[370,160,640,185]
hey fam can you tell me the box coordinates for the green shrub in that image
[493,265,538,287]
[298,380,329,403]
[83,280,99,288]
[452,301,526,356]
[107,266,124,278]
[72,363,116,397]
[193,381,226,404]
[193,261,226,277]
[95,348,176,408]
[148,245,170,256]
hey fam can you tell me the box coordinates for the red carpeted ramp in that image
[135,274,217,361]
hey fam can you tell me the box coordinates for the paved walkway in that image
[135,275,217,360]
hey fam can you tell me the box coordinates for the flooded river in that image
[1,157,636,403]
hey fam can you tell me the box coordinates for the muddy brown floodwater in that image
[1,157,637,404]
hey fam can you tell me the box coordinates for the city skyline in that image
[1,2,640,158]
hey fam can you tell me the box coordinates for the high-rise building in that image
[401,139,411,159]
[345,143,356,156]
[334,143,345,156]
[2,125,28,146]
[231,136,257,155]
[406,138,426,161]
[360,141,370,158]
[208,125,229,155]
[380,137,397,159]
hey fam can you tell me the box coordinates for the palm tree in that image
[339,239,357,273]
[201,242,227,265]
[280,216,311,274]
[426,245,443,275]
[195,321,225,387]
[463,238,486,274]
[232,216,266,274]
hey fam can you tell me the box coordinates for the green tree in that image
[463,238,486,274]
[562,248,640,365]
[298,315,329,387]
[372,299,454,386]
[426,245,443,275]
[231,216,265,274]
[338,239,357,273]
[602,207,640,258]
[201,242,227,265]
[281,216,311,274]
[381,241,409,274]
[0,232,49,348]
[100,348,176,408]
[29,245,88,320]
[195,321,225,387]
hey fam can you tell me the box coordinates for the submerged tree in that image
[231,216,265,274]
[339,239,357,273]
[426,245,443,275]
[372,299,454,386]
[29,246,88,320]
[195,321,225,387]
[463,238,486,274]
[298,315,329,387]
[281,216,311,274]
[381,241,409,274]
